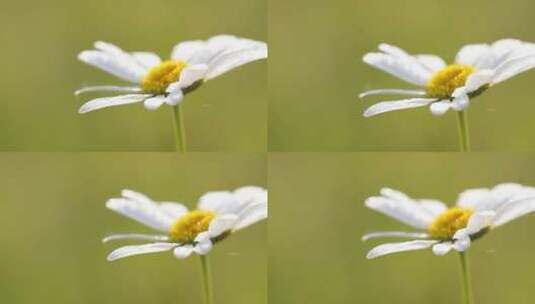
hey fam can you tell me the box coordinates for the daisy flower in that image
[363,183,535,259]
[360,39,535,117]
[76,35,267,113]
[104,186,267,261]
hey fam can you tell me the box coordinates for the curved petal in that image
[452,229,471,252]
[492,55,535,84]
[173,64,208,89]
[143,96,166,111]
[493,196,535,227]
[457,183,532,211]
[432,242,453,256]
[366,240,438,259]
[198,191,238,214]
[205,44,267,80]
[465,70,494,92]
[361,231,429,241]
[233,202,267,231]
[365,188,437,229]
[78,94,150,114]
[466,211,496,234]
[363,98,436,117]
[102,233,169,243]
[429,100,453,116]
[363,52,431,86]
[106,196,174,232]
[359,89,426,99]
[131,52,161,69]
[455,44,492,67]
[415,54,447,72]
[174,245,194,259]
[159,202,189,219]
[208,214,238,237]
[107,242,177,261]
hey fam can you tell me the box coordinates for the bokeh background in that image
[269,0,535,151]
[269,153,535,303]
[0,153,266,304]
[0,0,266,151]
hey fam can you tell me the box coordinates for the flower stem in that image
[458,252,474,304]
[456,110,471,152]
[171,104,187,152]
[199,255,214,304]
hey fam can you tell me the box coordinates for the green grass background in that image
[269,0,535,151]
[0,153,266,304]
[0,0,266,151]
[269,153,535,303]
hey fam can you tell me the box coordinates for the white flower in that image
[360,39,535,117]
[103,186,267,261]
[76,35,267,113]
[363,183,535,259]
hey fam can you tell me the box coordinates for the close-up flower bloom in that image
[76,35,267,113]
[360,39,535,117]
[104,186,267,261]
[362,183,535,259]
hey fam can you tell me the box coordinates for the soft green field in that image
[0,0,266,151]
[269,0,535,151]
[0,153,267,304]
[269,153,535,303]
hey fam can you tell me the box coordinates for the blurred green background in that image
[269,153,535,303]
[0,153,266,304]
[269,0,535,151]
[0,0,266,151]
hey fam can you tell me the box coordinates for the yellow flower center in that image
[169,210,215,243]
[428,207,473,240]
[142,60,188,94]
[426,64,475,98]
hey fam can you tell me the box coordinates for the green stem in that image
[456,110,471,152]
[199,255,214,304]
[458,252,474,304]
[171,104,187,152]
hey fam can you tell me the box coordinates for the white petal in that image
[75,86,142,96]
[165,91,184,106]
[415,54,447,72]
[432,242,453,256]
[359,89,426,99]
[102,233,169,243]
[174,245,194,259]
[363,52,431,86]
[173,64,208,89]
[131,52,161,69]
[361,231,429,241]
[455,44,492,67]
[418,199,448,216]
[464,70,494,92]
[208,214,238,237]
[194,233,214,255]
[79,42,147,83]
[198,191,238,214]
[491,55,535,84]
[107,242,177,261]
[366,240,438,259]
[457,183,530,211]
[466,211,496,234]
[493,196,535,227]
[122,189,155,205]
[78,94,150,114]
[171,40,210,63]
[159,202,189,219]
[452,230,471,252]
[430,100,453,116]
[106,197,173,232]
[234,186,268,206]
[233,202,267,231]
[143,96,166,111]
[205,44,267,80]
[365,188,436,229]
[451,91,470,111]
[364,98,436,117]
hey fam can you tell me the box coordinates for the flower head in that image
[360,39,535,117]
[363,183,535,259]
[103,186,267,261]
[76,35,267,113]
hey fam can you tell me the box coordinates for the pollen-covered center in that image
[169,210,215,243]
[426,64,475,98]
[142,60,187,94]
[428,207,473,240]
